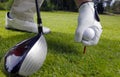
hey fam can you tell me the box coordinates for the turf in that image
[0,10,120,77]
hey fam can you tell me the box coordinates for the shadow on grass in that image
[1,31,119,77]
[45,31,82,55]
[0,31,81,60]
[0,31,81,77]
[1,31,120,61]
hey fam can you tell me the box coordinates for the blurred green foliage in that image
[0,0,77,11]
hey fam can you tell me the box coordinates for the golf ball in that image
[83,28,95,41]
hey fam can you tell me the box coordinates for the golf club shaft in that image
[35,0,43,33]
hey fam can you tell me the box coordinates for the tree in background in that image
[96,0,120,14]
[0,0,77,11]
[0,0,13,10]
[112,1,120,14]
[41,0,77,11]
[1,0,119,14]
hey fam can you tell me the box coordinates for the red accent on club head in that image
[12,45,28,56]
[10,40,30,56]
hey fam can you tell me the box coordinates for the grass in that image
[0,10,120,77]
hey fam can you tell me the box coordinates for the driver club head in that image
[3,33,47,76]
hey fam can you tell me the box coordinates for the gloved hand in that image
[75,2,102,46]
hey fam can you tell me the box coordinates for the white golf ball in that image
[83,28,95,41]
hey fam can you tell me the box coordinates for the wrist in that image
[75,0,93,8]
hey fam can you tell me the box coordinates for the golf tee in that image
[83,46,87,54]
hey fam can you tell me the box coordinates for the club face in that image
[3,34,47,76]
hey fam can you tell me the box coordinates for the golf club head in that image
[4,34,47,76]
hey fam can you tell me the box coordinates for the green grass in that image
[0,10,120,77]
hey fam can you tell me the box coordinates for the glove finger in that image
[75,25,86,42]
[75,18,93,42]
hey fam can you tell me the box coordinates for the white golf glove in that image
[75,2,102,46]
